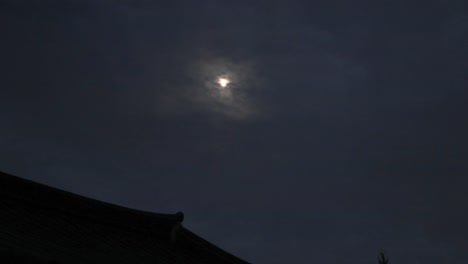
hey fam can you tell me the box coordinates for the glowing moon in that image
[218,77,230,88]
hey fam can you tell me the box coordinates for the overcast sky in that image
[1,1,468,263]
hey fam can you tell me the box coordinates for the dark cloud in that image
[1,1,468,264]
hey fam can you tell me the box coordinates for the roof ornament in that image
[170,212,184,243]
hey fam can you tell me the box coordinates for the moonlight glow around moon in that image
[218,77,230,88]
[186,58,258,119]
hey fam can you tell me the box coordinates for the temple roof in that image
[0,170,249,264]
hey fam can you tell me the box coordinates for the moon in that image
[188,58,257,118]
[218,77,230,88]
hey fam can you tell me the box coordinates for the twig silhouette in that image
[378,250,389,264]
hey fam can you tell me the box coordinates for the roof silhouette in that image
[0,170,250,264]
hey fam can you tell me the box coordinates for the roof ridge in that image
[0,170,184,227]
[178,228,250,264]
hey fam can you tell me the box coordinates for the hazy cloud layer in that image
[1,1,468,264]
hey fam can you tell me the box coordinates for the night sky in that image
[1,1,468,263]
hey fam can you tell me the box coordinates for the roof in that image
[0,170,250,264]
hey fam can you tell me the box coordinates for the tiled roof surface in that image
[0,171,249,264]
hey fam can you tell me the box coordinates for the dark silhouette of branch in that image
[378,250,389,264]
